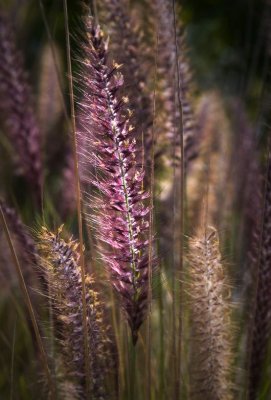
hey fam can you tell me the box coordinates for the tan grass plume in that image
[187,226,233,400]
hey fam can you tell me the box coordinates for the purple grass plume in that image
[39,226,113,399]
[0,11,42,206]
[77,13,155,345]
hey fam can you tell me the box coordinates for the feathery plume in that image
[77,15,154,344]
[0,12,42,205]
[188,226,233,400]
[39,226,112,399]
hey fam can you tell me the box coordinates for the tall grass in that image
[0,0,270,399]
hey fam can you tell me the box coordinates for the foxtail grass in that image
[77,12,155,345]
[187,226,233,400]
[38,225,113,399]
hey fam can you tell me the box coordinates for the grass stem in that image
[62,1,91,397]
[0,206,55,399]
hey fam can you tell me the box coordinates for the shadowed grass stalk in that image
[247,144,271,400]
[63,1,91,397]
[0,205,55,399]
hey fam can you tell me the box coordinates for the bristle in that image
[0,12,42,206]
[77,14,155,344]
[97,0,153,172]
[38,226,113,399]
[188,226,233,400]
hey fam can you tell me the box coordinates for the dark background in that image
[8,0,267,90]
[3,0,270,141]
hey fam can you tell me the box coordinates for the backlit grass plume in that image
[77,14,154,345]
[0,11,42,206]
[38,226,112,399]
[187,226,233,400]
